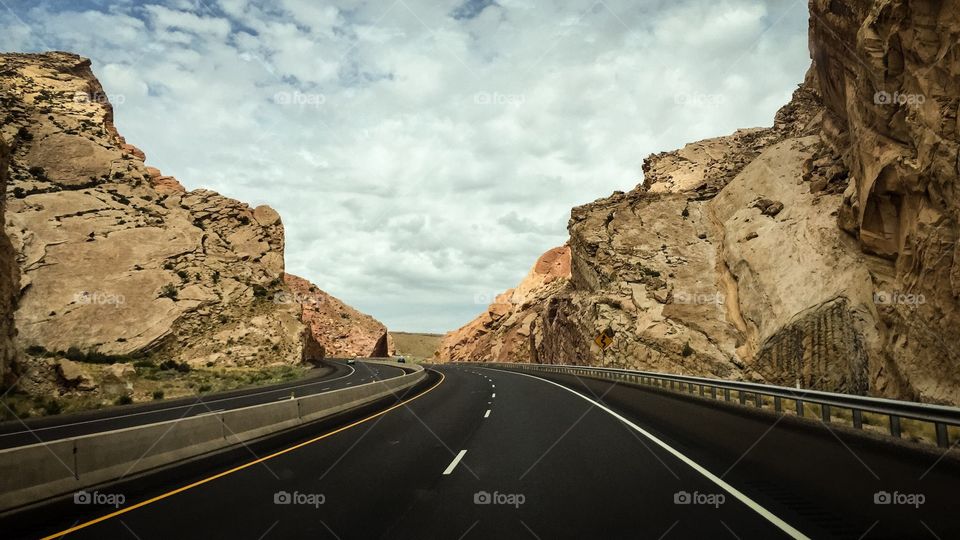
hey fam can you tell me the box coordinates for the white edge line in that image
[443,449,468,475]
[484,410,491,418]
[487,368,810,540]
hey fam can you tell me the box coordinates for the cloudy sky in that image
[0,0,810,333]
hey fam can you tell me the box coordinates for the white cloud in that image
[1,0,810,332]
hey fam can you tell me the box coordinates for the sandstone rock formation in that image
[439,246,571,362]
[440,1,960,405]
[0,135,19,386]
[284,273,389,358]
[0,52,388,403]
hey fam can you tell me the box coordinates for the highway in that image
[4,363,959,539]
[0,360,408,449]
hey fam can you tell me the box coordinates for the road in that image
[0,360,408,449]
[5,364,960,539]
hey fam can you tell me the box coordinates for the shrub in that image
[64,346,85,362]
[114,395,133,406]
[159,284,178,300]
[681,342,694,357]
[252,284,269,298]
[198,384,212,393]
[12,187,27,199]
[45,399,63,415]
[176,270,189,280]
[25,345,47,356]
[158,359,190,373]
[152,390,164,400]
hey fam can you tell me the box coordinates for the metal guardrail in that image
[479,362,960,449]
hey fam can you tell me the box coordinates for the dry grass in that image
[390,331,443,361]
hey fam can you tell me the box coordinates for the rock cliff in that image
[0,52,388,405]
[0,135,19,387]
[439,1,960,405]
[284,273,389,358]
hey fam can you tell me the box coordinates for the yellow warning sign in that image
[594,328,615,350]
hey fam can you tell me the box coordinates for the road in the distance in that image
[0,360,407,449]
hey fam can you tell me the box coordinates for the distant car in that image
[396,356,406,363]
[346,358,356,365]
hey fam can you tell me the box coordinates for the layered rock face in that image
[284,273,389,358]
[440,1,960,405]
[808,0,960,402]
[439,246,571,362]
[0,52,385,385]
[0,136,20,385]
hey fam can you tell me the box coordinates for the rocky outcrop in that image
[0,136,19,385]
[807,0,960,403]
[439,246,571,362]
[284,273,389,358]
[439,2,960,405]
[0,52,303,370]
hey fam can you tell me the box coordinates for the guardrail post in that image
[852,409,863,429]
[821,404,831,422]
[723,388,730,401]
[796,399,804,417]
[738,391,746,405]
[774,396,781,413]
[710,387,717,400]
[755,393,763,408]
[889,416,901,438]
[670,380,675,391]
[936,423,949,448]
[699,385,705,396]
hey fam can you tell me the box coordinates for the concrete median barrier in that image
[0,362,425,513]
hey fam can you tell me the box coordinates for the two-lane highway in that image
[5,363,959,539]
[0,360,407,449]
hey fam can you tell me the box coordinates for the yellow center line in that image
[42,371,446,539]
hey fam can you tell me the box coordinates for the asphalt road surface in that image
[6,364,960,539]
[0,360,407,449]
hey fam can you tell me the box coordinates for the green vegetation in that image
[159,284,179,300]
